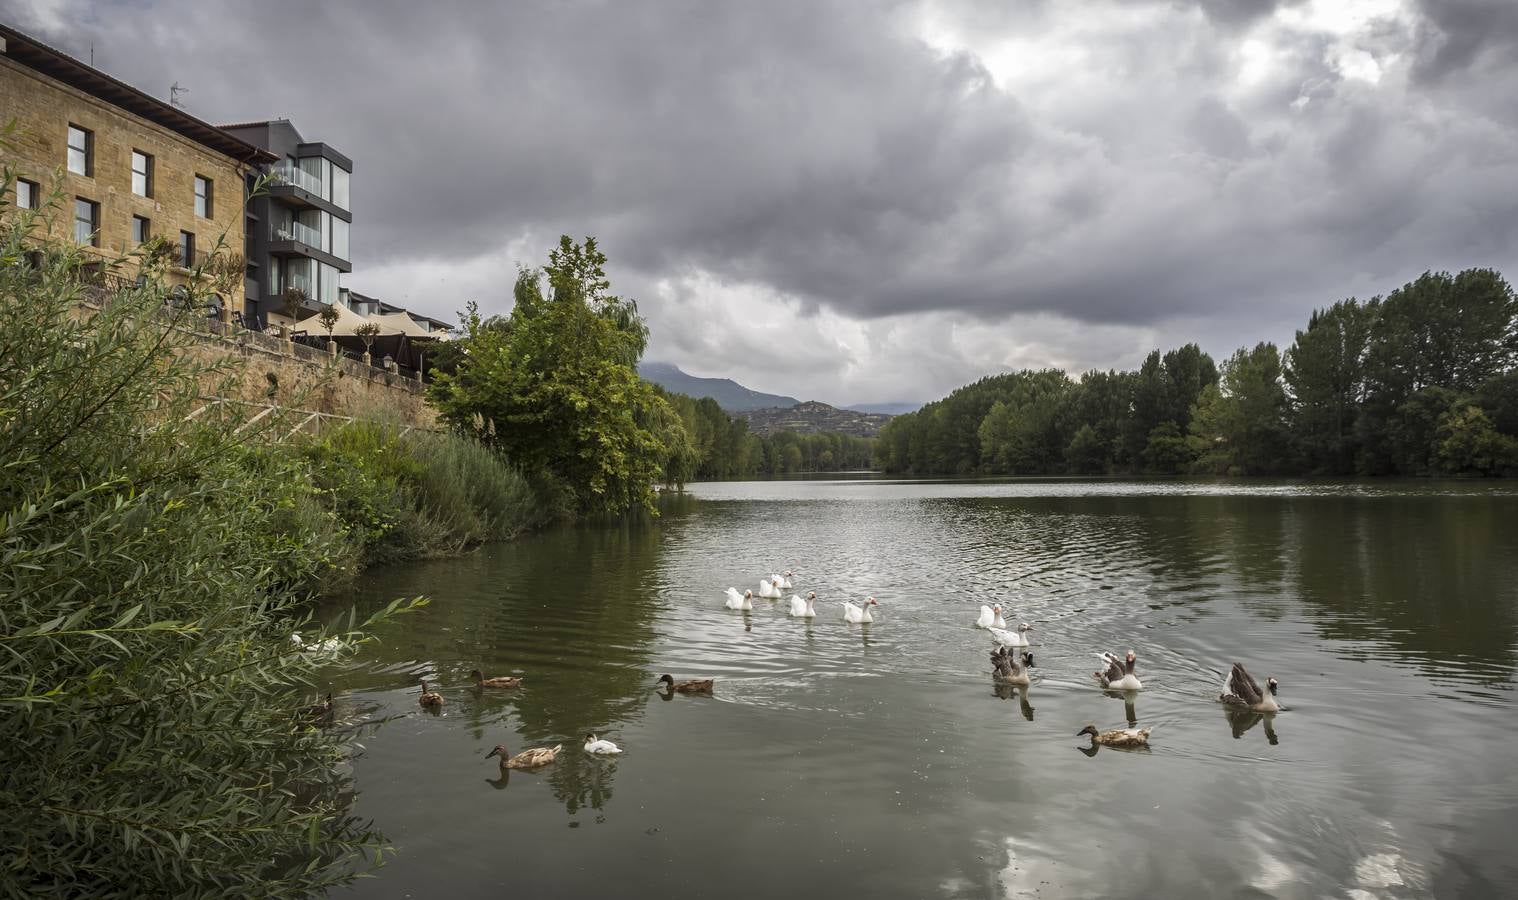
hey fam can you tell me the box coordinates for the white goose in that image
[843,597,879,624]
[723,587,754,611]
[1219,662,1280,713]
[988,622,1033,648]
[975,603,1007,629]
[779,570,795,590]
[583,733,623,755]
[1093,649,1143,691]
[758,577,784,600]
[788,591,817,618]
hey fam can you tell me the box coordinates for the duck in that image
[583,733,623,755]
[1093,650,1143,691]
[1218,662,1280,713]
[656,673,714,693]
[758,577,784,600]
[723,587,754,610]
[299,693,333,720]
[1076,724,1151,748]
[779,570,795,590]
[990,647,1034,686]
[975,603,1008,629]
[485,742,563,769]
[788,591,818,617]
[989,622,1034,648]
[843,596,879,624]
[471,669,523,689]
[418,680,444,709]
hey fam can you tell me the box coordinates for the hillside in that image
[736,400,893,437]
[845,401,921,416]
[639,362,800,412]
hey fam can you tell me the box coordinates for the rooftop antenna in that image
[89,43,93,67]
[170,81,189,108]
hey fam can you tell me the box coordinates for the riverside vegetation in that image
[876,268,1518,477]
[0,169,552,895]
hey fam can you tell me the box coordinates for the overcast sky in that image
[8,0,1517,405]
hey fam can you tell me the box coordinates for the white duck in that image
[988,622,1034,648]
[723,587,754,611]
[1093,649,1143,691]
[758,577,784,600]
[1219,662,1280,713]
[778,570,795,590]
[975,603,1007,629]
[788,591,817,618]
[583,733,623,755]
[843,597,879,624]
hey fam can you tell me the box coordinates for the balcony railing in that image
[272,164,324,197]
[272,219,324,249]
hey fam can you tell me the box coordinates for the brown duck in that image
[471,669,523,689]
[486,742,563,769]
[656,674,714,694]
[418,680,444,709]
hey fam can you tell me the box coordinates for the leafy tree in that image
[1188,343,1289,475]
[429,239,677,515]
[1065,423,1108,474]
[1143,421,1193,474]
[1285,299,1370,473]
[1435,405,1518,476]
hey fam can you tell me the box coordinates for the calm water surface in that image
[324,478,1518,899]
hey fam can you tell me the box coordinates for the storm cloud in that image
[6,0,1517,404]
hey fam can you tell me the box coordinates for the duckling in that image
[1218,662,1279,713]
[418,680,444,709]
[1093,649,1143,691]
[485,742,563,769]
[583,732,623,755]
[471,669,523,689]
[1076,724,1151,748]
[656,673,714,693]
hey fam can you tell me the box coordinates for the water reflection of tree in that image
[1287,494,1518,679]
[326,512,673,817]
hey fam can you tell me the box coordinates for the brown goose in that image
[1219,662,1279,713]
[990,647,1034,686]
[1093,649,1143,691]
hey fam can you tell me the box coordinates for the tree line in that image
[876,268,1518,477]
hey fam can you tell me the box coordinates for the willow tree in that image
[430,237,681,515]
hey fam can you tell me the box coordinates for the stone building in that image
[0,24,274,310]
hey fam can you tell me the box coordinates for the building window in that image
[131,150,154,197]
[15,179,38,209]
[179,231,196,267]
[331,216,350,260]
[73,198,99,246]
[132,215,151,245]
[67,125,92,175]
[332,165,350,210]
[193,175,212,218]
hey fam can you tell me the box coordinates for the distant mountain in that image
[844,402,921,416]
[736,400,894,437]
[639,362,800,412]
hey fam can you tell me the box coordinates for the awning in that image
[370,311,442,338]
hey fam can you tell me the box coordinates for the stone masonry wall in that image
[1,55,248,304]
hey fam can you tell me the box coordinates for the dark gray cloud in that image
[6,0,1517,402]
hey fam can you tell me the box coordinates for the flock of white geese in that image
[717,575,1284,750]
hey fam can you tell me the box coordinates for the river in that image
[323,478,1518,899]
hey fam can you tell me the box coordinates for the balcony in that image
[272,164,324,196]
[272,220,323,248]
[268,221,351,273]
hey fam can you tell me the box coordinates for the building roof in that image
[348,290,455,332]
[0,24,277,165]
